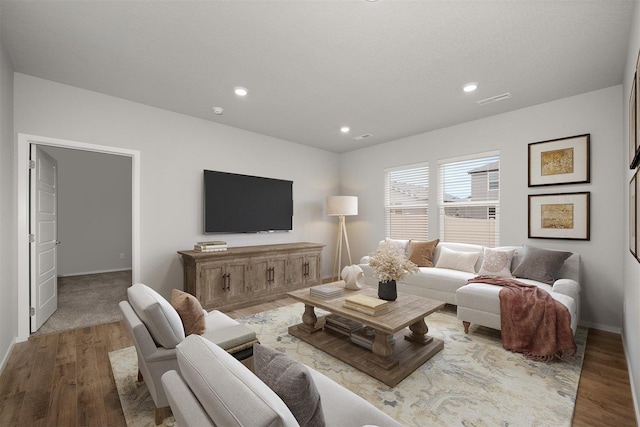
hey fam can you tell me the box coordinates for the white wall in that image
[14,74,340,299]
[41,146,132,276]
[0,6,17,370]
[623,0,640,418]
[341,86,624,331]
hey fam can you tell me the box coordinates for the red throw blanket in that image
[467,276,576,361]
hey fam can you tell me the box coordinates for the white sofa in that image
[161,334,402,427]
[359,241,581,334]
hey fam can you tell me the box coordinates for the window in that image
[488,171,499,191]
[384,163,429,240]
[438,152,500,246]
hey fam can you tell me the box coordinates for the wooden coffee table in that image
[287,286,445,387]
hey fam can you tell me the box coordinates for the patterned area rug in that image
[110,303,587,426]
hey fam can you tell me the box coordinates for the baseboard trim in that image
[0,338,16,378]
[58,268,132,278]
[578,320,622,334]
[621,330,640,424]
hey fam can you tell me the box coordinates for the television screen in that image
[203,170,293,233]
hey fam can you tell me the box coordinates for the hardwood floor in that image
[0,298,636,426]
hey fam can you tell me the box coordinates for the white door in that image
[30,145,58,332]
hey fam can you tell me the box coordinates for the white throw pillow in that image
[478,247,515,278]
[378,238,409,256]
[435,246,480,273]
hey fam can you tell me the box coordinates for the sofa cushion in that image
[176,335,298,427]
[128,283,185,348]
[435,246,480,273]
[408,239,439,267]
[478,247,515,278]
[379,238,409,255]
[254,344,325,427]
[171,289,206,336]
[512,245,571,285]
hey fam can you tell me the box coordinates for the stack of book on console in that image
[344,294,389,316]
[309,283,344,299]
[350,326,396,350]
[194,241,227,252]
[324,314,363,337]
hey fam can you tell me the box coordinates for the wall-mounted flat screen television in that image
[204,170,293,233]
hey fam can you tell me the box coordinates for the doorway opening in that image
[17,134,141,342]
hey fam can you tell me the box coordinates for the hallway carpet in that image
[32,270,131,336]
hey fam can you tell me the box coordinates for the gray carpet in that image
[32,270,131,336]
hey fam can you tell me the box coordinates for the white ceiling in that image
[0,1,634,153]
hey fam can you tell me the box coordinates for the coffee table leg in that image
[372,331,393,357]
[405,317,433,345]
[300,304,320,333]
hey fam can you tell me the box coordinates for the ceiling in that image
[0,1,634,154]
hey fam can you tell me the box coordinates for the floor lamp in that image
[326,196,358,281]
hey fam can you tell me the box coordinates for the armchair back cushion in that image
[176,335,299,427]
[128,283,185,349]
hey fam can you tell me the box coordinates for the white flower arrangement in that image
[368,243,419,282]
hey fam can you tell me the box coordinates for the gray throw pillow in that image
[253,344,325,427]
[512,245,571,285]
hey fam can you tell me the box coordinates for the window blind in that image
[384,163,429,240]
[438,153,500,247]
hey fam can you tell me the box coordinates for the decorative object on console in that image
[528,134,590,187]
[528,192,590,240]
[194,241,227,252]
[368,241,418,301]
[341,264,364,290]
[326,195,358,280]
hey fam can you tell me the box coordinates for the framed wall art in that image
[528,192,590,240]
[631,173,636,257]
[528,134,590,187]
[636,169,640,262]
[630,74,639,169]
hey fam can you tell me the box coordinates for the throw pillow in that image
[434,246,480,273]
[253,344,325,427]
[171,289,206,336]
[512,245,572,285]
[408,239,439,267]
[379,238,409,255]
[478,247,515,278]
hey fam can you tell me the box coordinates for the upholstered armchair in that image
[119,283,258,425]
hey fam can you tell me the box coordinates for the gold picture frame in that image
[528,192,590,240]
[528,134,590,187]
[631,172,637,257]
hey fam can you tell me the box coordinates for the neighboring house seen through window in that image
[384,163,429,240]
[438,152,500,247]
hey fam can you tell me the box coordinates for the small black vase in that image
[378,280,397,301]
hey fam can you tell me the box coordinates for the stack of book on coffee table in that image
[324,314,363,337]
[350,326,396,350]
[343,294,389,316]
[309,283,344,299]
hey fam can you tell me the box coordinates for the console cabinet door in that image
[199,262,226,309]
[305,252,322,285]
[269,256,288,293]
[225,260,248,304]
[248,258,270,297]
[288,253,305,289]
[288,250,322,290]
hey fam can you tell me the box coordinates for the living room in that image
[0,1,639,425]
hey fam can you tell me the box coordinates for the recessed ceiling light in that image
[212,107,224,115]
[462,82,478,93]
[340,126,351,133]
[234,87,248,96]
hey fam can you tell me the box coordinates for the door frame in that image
[17,133,141,342]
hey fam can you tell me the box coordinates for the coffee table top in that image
[287,286,445,335]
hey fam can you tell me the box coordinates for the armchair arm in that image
[146,347,178,363]
[552,278,580,302]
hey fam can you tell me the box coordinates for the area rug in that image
[110,303,587,426]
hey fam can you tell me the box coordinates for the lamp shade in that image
[326,196,358,216]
